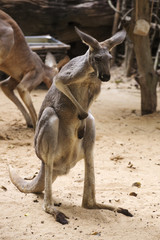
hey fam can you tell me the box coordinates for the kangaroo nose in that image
[99,74,110,82]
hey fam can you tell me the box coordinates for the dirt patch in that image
[0,67,160,240]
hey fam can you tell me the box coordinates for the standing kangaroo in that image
[0,10,68,129]
[9,27,132,224]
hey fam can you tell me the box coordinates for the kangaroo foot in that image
[82,202,133,217]
[55,211,69,225]
[44,205,69,225]
[117,207,133,217]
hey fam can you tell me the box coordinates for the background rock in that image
[0,0,115,57]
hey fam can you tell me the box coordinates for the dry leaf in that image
[1,185,7,191]
[110,155,124,162]
[129,192,137,197]
[127,162,136,169]
[132,182,141,188]
[91,232,101,236]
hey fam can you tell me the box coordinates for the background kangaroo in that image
[9,27,132,224]
[0,10,68,129]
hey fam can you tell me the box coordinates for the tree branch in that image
[107,0,121,14]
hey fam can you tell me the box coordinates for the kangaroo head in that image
[75,27,126,82]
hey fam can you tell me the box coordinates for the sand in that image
[0,67,160,240]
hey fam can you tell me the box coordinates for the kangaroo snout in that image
[99,73,110,82]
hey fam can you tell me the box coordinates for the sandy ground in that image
[0,67,160,240]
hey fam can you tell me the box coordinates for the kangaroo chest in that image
[70,77,101,109]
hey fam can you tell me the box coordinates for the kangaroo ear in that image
[101,29,126,50]
[75,26,100,51]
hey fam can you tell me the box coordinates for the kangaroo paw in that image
[78,112,88,120]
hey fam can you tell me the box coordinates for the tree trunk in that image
[122,0,134,76]
[111,0,120,66]
[126,0,158,115]
[134,34,158,114]
[124,37,134,77]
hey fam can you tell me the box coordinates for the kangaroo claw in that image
[117,207,133,217]
[56,212,69,225]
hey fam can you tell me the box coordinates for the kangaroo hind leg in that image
[0,77,32,127]
[35,107,69,224]
[82,113,133,217]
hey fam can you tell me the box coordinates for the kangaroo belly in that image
[53,136,83,176]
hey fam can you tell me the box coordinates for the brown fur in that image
[0,10,68,128]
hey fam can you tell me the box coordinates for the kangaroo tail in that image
[9,162,45,193]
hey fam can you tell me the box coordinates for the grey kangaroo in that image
[9,27,132,224]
